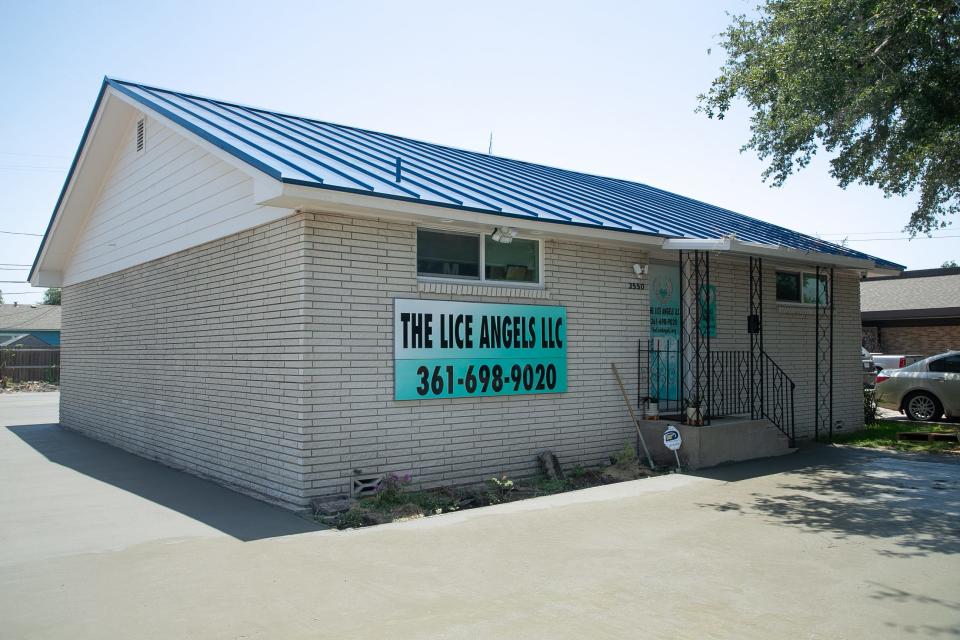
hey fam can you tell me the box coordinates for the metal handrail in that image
[642,340,796,444]
[760,350,796,446]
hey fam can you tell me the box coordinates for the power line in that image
[0,151,71,160]
[0,280,28,284]
[841,235,960,241]
[0,230,43,237]
[0,263,32,267]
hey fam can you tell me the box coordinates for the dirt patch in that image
[321,457,663,530]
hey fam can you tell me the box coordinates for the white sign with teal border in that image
[394,299,567,400]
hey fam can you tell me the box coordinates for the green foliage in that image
[833,420,958,453]
[0,290,3,304]
[699,1,960,234]
[863,389,879,425]
[943,260,959,267]
[42,288,61,305]
[611,441,638,468]
[487,475,515,503]
[372,472,412,506]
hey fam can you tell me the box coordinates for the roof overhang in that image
[32,77,904,286]
[663,236,897,274]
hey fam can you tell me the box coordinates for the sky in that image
[1,0,956,304]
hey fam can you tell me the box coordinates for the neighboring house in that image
[29,78,901,510]
[861,267,960,357]
[0,333,50,348]
[0,304,61,346]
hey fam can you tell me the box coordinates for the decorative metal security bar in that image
[710,350,751,417]
[748,256,764,419]
[814,265,834,441]
[644,341,750,420]
[644,339,683,415]
[678,250,711,424]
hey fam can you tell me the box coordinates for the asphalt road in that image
[1,392,958,639]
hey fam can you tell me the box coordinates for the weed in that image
[487,475,515,503]
[611,441,637,467]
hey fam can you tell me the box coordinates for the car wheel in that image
[903,392,943,422]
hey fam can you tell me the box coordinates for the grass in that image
[834,420,960,454]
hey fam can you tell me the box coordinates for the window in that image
[416,227,541,285]
[484,234,539,283]
[417,228,480,279]
[776,270,828,305]
[928,354,960,373]
[775,272,800,303]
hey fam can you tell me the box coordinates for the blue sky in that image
[1,0,956,303]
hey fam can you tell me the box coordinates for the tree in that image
[42,288,61,305]
[943,260,959,267]
[0,290,3,304]
[698,1,960,235]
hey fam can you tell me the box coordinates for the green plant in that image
[611,441,637,468]
[336,507,367,529]
[487,475,515,503]
[863,389,879,425]
[569,464,586,479]
[369,472,413,508]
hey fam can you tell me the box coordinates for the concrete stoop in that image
[636,417,796,470]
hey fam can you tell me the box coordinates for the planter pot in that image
[645,402,659,420]
[686,407,704,426]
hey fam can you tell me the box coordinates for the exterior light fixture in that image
[491,227,518,244]
[633,264,648,277]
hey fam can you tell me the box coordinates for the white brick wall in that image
[60,210,863,508]
[61,214,311,507]
[300,212,648,498]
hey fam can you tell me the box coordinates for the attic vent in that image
[136,118,145,152]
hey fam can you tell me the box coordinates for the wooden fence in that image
[0,347,61,383]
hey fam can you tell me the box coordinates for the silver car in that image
[874,351,960,421]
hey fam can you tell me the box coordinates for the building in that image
[861,267,960,356]
[29,78,901,509]
[0,304,61,346]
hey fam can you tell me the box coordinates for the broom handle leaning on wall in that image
[611,363,656,469]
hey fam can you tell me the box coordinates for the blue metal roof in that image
[105,78,901,270]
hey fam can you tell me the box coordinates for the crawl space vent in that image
[136,118,145,152]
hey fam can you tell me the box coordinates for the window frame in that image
[775,269,829,306]
[416,225,544,288]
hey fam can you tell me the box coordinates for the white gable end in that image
[62,114,293,286]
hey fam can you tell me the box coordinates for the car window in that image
[928,354,960,373]
[900,361,923,372]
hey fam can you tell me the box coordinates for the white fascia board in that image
[662,235,877,271]
[257,182,668,248]
[661,238,732,251]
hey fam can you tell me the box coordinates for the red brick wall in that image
[868,324,960,357]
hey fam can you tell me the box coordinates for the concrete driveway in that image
[2,393,958,639]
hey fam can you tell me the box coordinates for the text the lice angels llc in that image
[393,299,568,400]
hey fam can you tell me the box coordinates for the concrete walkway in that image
[2,393,958,639]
